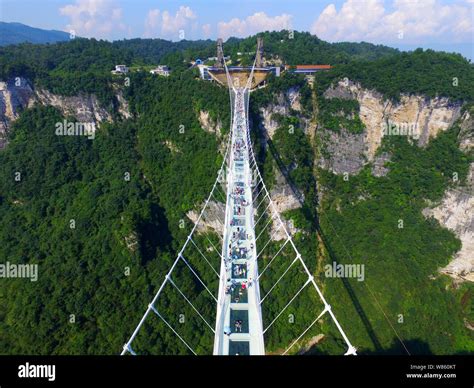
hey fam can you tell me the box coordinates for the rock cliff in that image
[323,79,462,166]
[0,77,130,148]
[423,111,474,282]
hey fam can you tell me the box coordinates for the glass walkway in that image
[213,87,265,355]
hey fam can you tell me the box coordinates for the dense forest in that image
[316,48,474,102]
[2,30,470,104]
[315,128,473,354]
[0,31,473,355]
[249,77,473,353]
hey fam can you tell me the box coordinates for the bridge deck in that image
[213,87,265,355]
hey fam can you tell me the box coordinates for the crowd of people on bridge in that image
[221,88,259,345]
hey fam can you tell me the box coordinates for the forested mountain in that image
[0,22,70,46]
[225,31,400,64]
[1,30,470,105]
[0,31,472,355]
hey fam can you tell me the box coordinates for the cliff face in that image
[259,87,314,140]
[258,88,308,240]
[260,82,472,283]
[198,110,222,136]
[321,80,463,174]
[459,111,474,152]
[423,181,474,282]
[35,89,113,123]
[322,83,472,283]
[0,78,35,148]
[186,200,225,236]
[115,89,132,120]
[268,168,302,240]
[317,127,367,175]
[423,112,474,282]
[0,77,130,148]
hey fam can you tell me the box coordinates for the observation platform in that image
[208,66,270,90]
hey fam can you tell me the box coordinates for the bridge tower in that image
[216,38,224,68]
[255,37,264,68]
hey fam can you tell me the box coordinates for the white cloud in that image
[217,12,293,40]
[60,0,126,38]
[311,0,474,44]
[144,6,198,40]
[202,23,212,39]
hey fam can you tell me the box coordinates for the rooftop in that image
[286,64,333,70]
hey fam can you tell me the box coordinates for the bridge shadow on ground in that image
[305,339,431,355]
[138,202,172,265]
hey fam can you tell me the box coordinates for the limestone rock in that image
[199,110,222,136]
[317,127,367,175]
[324,80,463,161]
[0,77,130,149]
[115,89,132,119]
[187,200,225,235]
[259,88,313,140]
[0,78,35,148]
[35,89,112,124]
[267,168,302,241]
[423,164,474,282]
[459,111,473,152]
[371,152,391,177]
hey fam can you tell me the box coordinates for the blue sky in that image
[1,0,473,59]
